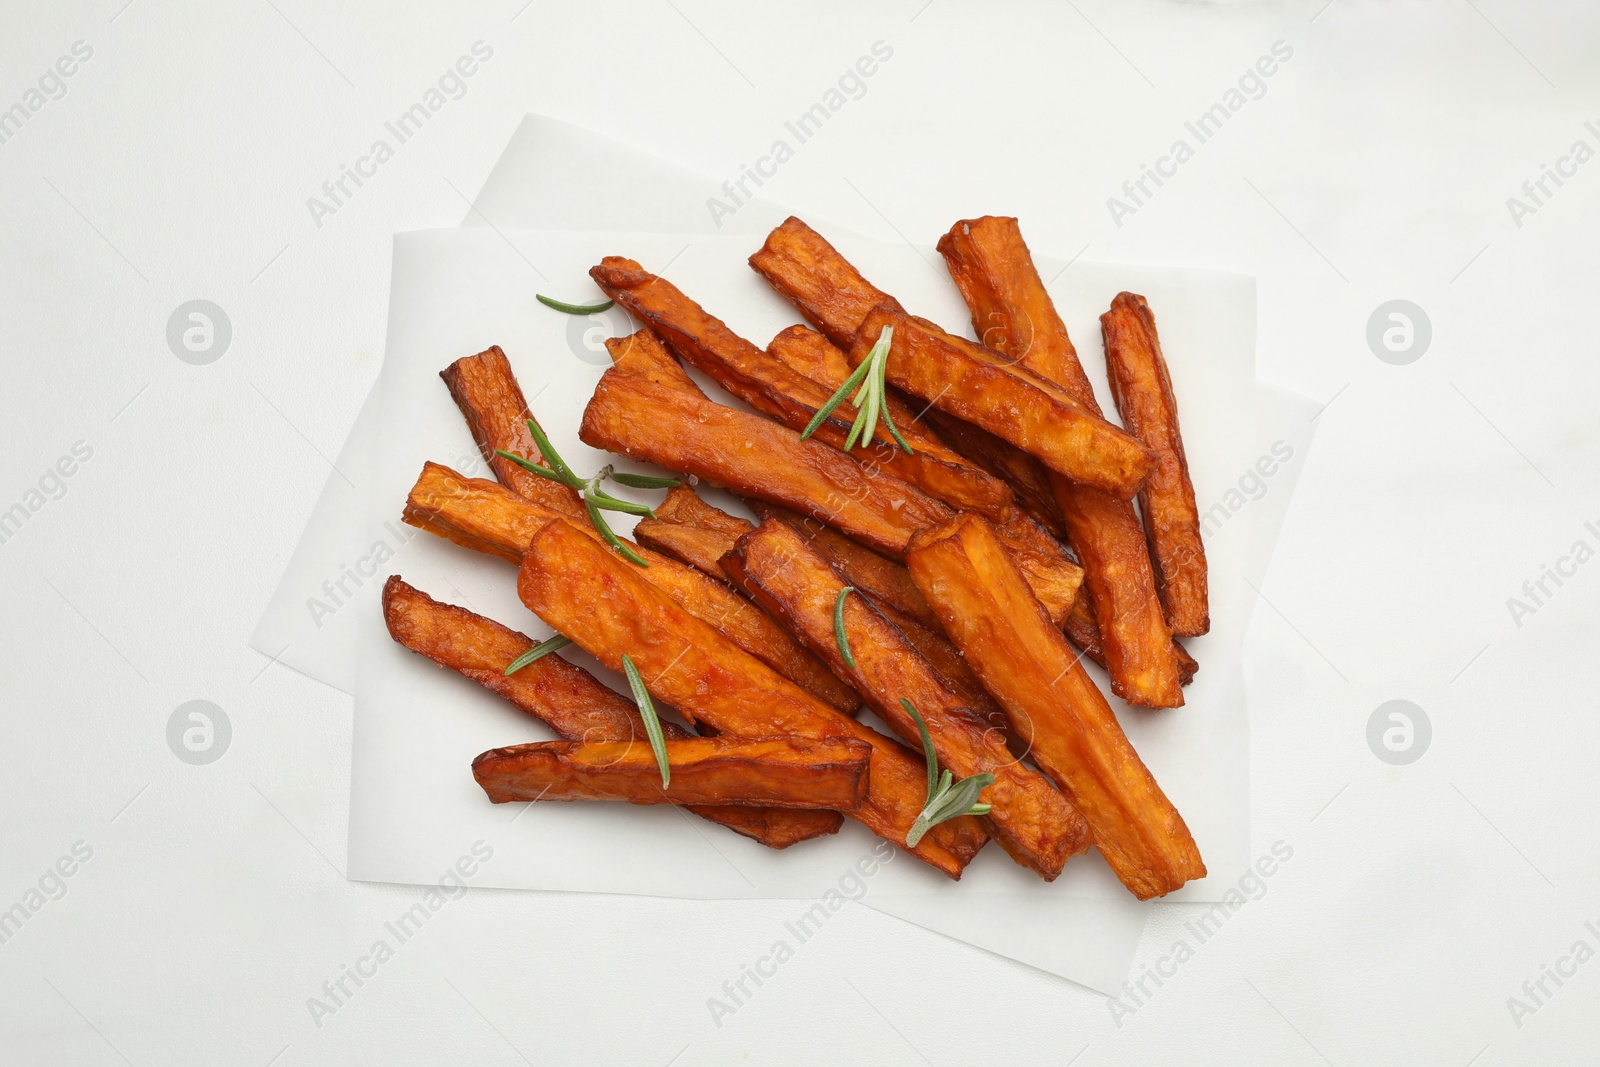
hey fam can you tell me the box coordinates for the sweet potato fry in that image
[516,517,988,877]
[746,500,937,630]
[1102,292,1210,637]
[1063,591,1199,688]
[923,411,1067,538]
[382,576,842,847]
[439,345,586,518]
[850,307,1154,496]
[472,736,872,809]
[401,461,859,714]
[905,513,1206,899]
[749,216,906,349]
[937,217,1184,707]
[632,485,754,578]
[636,489,1012,737]
[581,330,1082,622]
[727,519,1090,879]
[589,258,1013,519]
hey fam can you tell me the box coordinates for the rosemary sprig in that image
[504,634,573,676]
[833,586,857,669]
[798,326,912,456]
[902,698,994,847]
[536,294,615,315]
[621,653,670,787]
[495,418,679,568]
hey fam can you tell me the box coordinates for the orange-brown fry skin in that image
[923,411,1067,538]
[439,345,586,518]
[754,236,1065,538]
[851,307,1155,497]
[582,331,950,558]
[1063,591,1198,687]
[472,736,872,809]
[905,514,1206,899]
[590,259,1012,519]
[401,462,858,715]
[635,488,1008,734]
[728,520,1089,879]
[516,518,988,878]
[749,217,906,349]
[381,577,842,847]
[1102,293,1210,637]
[747,499,938,630]
[581,333,1081,621]
[938,217,1185,706]
[632,486,754,580]
[936,217,1091,391]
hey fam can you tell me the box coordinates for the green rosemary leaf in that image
[583,494,650,567]
[587,489,657,518]
[899,697,993,847]
[833,587,857,669]
[537,294,615,315]
[902,697,940,801]
[503,634,573,675]
[800,355,875,441]
[523,418,583,487]
[607,471,682,489]
[621,653,670,787]
[874,339,914,454]
[495,449,569,483]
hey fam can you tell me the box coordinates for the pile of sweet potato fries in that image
[384,216,1211,899]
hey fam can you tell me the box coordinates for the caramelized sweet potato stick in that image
[580,330,1083,621]
[749,217,907,349]
[382,577,842,847]
[746,500,937,630]
[1102,293,1210,637]
[1063,591,1199,688]
[401,461,859,714]
[938,217,1185,707]
[632,485,754,578]
[922,412,1067,538]
[727,519,1090,879]
[589,258,1013,519]
[517,517,988,877]
[473,736,872,809]
[751,220,1068,536]
[849,307,1154,496]
[905,514,1206,899]
[439,345,585,518]
[636,489,1012,738]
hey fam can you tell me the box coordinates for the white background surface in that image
[2,1,1597,1064]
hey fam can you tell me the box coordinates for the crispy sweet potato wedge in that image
[755,223,1075,541]
[439,345,586,518]
[727,519,1090,879]
[749,216,906,349]
[382,576,841,847]
[905,514,1206,899]
[747,500,937,630]
[923,411,1067,538]
[589,258,1013,519]
[1103,292,1210,637]
[1063,591,1199,687]
[581,330,1082,621]
[401,461,859,714]
[516,517,988,878]
[636,489,1011,737]
[938,217,1185,707]
[850,307,1154,496]
[472,736,872,809]
[632,485,754,578]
